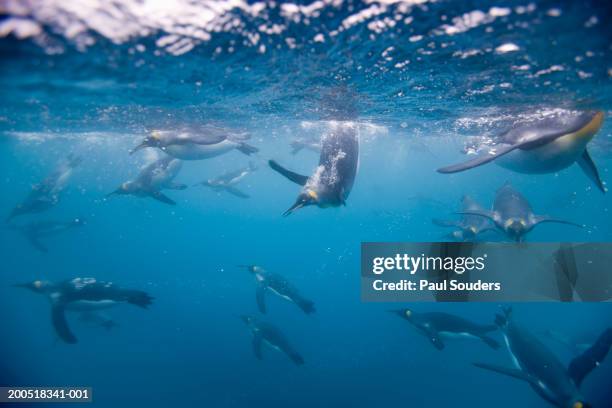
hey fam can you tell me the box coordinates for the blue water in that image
[1,1,611,407]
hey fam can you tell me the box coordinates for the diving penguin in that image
[240,315,304,365]
[7,154,82,222]
[438,111,606,192]
[108,156,186,205]
[130,125,258,160]
[14,277,153,344]
[194,162,257,199]
[432,195,496,241]
[475,307,612,408]
[269,120,359,215]
[390,309,500,350]
[240,265,315,314]
[459,182,583,242]
[7,218,85,253]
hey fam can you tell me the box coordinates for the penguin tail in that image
[298,299,316,314]
[124,290,154,308]
[236,142,258,156]
[289,351,304,366]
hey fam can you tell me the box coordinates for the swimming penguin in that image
[14,277,153,344]
[130,125,258,160]
[240,265,315,314]
[432,195,496,241]
[194,162,257,199]
[475,307,612,408]
[8,218,85,253]
[459,182,583,242]
[269,120,359,215]
[108,156,186,205]
[438,111,606,192]
[7,154,82,222]
[390,309,500,350]
[240,315,304,365]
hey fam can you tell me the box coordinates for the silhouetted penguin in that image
[108,156,186,205]
[433,195,495,241]
[7,154,82,222]
[194,162,257,199]
[269,121,359,215]
[130,125,258,160]
[390,309,500,350]
[8,218,84,253]
[475,307,612,408]
[459,182,583,242]
[438,111,606,192]
[240,315,304,365]
[240,265,315,314]
[14,277,153,344]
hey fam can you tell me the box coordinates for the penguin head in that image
[283,190,318,216]
[389,309,413,321]
[13,280,52,293]
[108,182,134,197]
[240,315,255,325]
[570,400,590,408]
[504,218,528,241]
[130,133,162,154]
[242,265,263,274]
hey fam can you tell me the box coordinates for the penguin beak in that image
[283,201,305,217]
[106,188,122,198]
[129,142,147,155]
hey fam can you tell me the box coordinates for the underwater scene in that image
[1,0,611,407]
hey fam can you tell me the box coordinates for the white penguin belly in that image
[65,300,118,311]
[496,132,591,174]
[164,140,236,160]
[438,331,478,340]
[268,287,293,302]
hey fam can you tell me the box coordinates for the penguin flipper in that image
[166,182,187,190]
[256,284,266,314]
[457,210,496,222]
[236,142,259,156]
[422,327,445,350]
[568,328,612,387]
[149,191,176,205]
[577,149,606,193]
[224,186,250,199]
[473,363,534,383]
[533,216,584,228]
[268,160,308,186]
[252,333,263,360]
[479,335,500,350]
[51,304,77,344]
[437,144,517,173]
